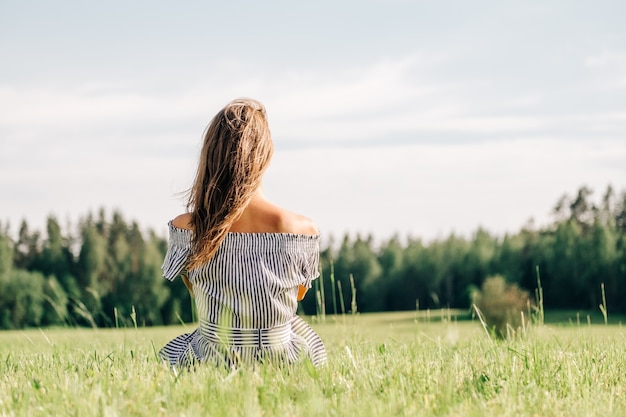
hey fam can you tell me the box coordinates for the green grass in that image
[2,311,626,416]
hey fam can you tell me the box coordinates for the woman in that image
[159,98,326,368]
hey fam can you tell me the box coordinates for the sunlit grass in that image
[2,312,626,416]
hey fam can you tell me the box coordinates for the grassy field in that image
[2,311,626,417]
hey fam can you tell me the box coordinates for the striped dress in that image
[159,221,327,368]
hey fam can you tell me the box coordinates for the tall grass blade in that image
[73,300,97,329]
[314,279,320,317]
[316,290,323,322]
[319,263,326,320]
[349,274,357,315]
[600,282,608,325]
[130,306,137,329]
[330,260,337,316]
[535,266,544,326]
[472,304,492,340]
[337,281,346,316]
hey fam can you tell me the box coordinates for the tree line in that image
[1,185,625,329]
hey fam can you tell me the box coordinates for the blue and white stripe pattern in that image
[159,222,327,368]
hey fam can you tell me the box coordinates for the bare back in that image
[172,191,318,236]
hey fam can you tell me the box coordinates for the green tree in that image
[42,275,70,326]
[582,219,618,310]
[108,224,170,326]
[77,222,108,315]
[376,235,404,311]
[459,228,497,306]
[615,190,626,233]
[0,225,12,280]
[35,216,78,297]
[546,220,583,307]
[332,234,356,313]
[569,185,595,228]
[350,235,383,311]
[435,234,470,308]
[0,269,46,329]
[395,238,428,310]
[13,220,40,270]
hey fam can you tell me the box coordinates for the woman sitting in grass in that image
[159,98,326,368]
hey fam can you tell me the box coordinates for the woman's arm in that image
[182,274,194,298]
[297,285,307,301]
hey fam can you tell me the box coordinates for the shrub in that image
[474,275,531,338]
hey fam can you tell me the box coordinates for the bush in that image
[474,275,531,338]
[0,269,46,329]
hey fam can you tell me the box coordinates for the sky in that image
[1,0,625,243]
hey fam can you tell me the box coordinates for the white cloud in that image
[0,54,471,148]
[3,49,624,155]
[7,135,619,241]
[264,137,626,241]
[2,48,625,241]
[585,48,626,68]
[584,48,626,91]
[507,93,544,108]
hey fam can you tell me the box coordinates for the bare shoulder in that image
[171,213,193,230]
[277,209,319,236]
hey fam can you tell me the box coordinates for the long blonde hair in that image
[186,98,274,269]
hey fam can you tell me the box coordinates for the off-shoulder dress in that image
[158,221,327,368]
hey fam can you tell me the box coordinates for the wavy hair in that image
[186,98,274,269]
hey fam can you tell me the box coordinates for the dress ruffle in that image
[161,222,192,281]
[159,315,326,368]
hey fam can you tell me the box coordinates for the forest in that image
[1,185,625,330]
